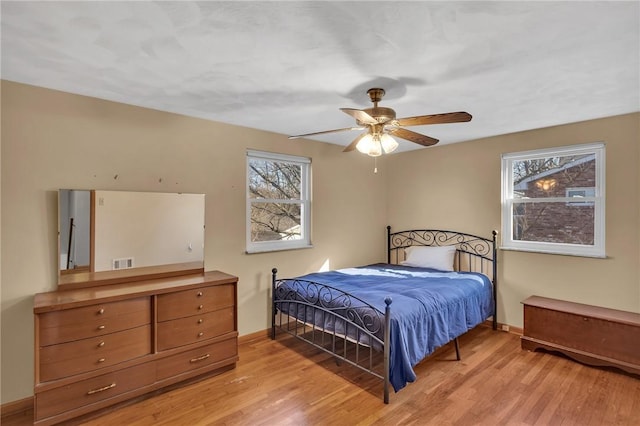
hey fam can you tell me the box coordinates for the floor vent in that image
[112,257,134,270]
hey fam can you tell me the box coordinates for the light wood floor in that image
[6,325,640,425]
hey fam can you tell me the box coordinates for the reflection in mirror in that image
[59,189,91,272]
[59,190,205,279]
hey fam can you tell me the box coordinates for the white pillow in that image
[400,245,456,271]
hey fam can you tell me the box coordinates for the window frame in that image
[500,142,605,258]
[246,149,312,254]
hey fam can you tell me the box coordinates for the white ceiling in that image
[1,1,639,153]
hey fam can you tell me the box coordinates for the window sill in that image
[500,246,607,259]
[246,244,314,255]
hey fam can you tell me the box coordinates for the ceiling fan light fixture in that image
[356,133,398,157]
[356,134,382,157]
[380,133,399,154]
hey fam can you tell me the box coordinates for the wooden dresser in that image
[34,270,238,425]
[521,295,640,375]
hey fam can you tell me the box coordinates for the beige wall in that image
[386,113,640,329]
[0,81,389,403]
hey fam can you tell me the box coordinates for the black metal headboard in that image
[387,226,498,329]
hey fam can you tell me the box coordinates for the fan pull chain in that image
[374,157,378,174]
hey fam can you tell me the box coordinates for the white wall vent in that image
[112,257,135,270]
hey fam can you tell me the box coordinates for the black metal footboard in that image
[271,268,393,403]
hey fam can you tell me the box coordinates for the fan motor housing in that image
[360,107,396,125]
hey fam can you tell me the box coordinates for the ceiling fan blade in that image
[288,126,363,139]
[388,128,439,147]
[396,112,472,127]
[340,108,378,125]
[343,133,367,152]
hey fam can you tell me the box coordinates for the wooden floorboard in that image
[4,325,640,425]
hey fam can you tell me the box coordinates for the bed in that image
[271,227,498,403]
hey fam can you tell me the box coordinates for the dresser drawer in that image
[39,297,150,346]
[156,337,238,380]
[35,361,155,421]
[39,325,151,382]
[157,284,235,321]
[157,307,235,351]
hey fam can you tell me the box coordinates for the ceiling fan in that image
[289,88,472,156]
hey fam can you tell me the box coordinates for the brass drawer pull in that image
[97,325,106,330]
[87,383,116,395]
[190,353,210,363]
[198,332,204,337]
[198,319,203,324]
[197,291,203,297]
[198,305,204,310]
[98,308,105,315]
[98,358,106,363]
[98,341,105,347]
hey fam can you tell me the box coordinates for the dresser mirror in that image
[59,189,205,286]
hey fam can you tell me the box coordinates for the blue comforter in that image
[294,263,494,392]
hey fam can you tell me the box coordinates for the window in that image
[246,150,311,253]
[501,142,605,257]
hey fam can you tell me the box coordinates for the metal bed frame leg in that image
[454,338,461,361]
[383,297,392,404]
[271,268,278,340]
[492,230,498,331]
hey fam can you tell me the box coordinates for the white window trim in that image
[501,142,605,258]
[246,150,312,254]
